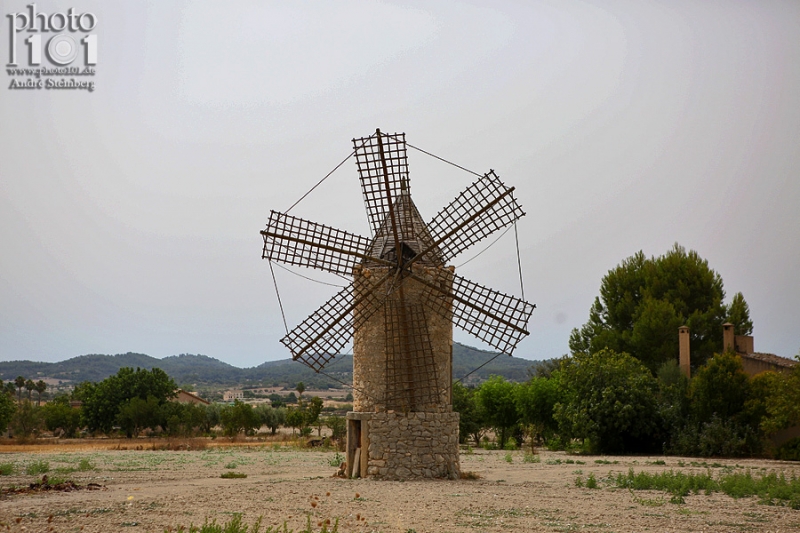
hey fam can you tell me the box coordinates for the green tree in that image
[324,415,346,442]
[656,360,691,450]
[554,349,660,454]
[25,379,35,401]
[0,391,15,433]
[11,399,43,438]
[452,382,485,446]
[254,403,285,435]
[475,376,519,449]
[669,352,761,457]
[304,396,323,429]
[745,371,784,435]
[285,407,305,436]
[296,382,305,398]
[690,352,749,423]
[14,376,25,402]
[117,396,163,438]
[515,374,562,451]
[726,292,753,335]
[219,400,260,438]
[35,380,47,405]
[41,395,81,438]
[199,403,221,434]
[753,366,800,436]
[77,367,177,434]
[569,244,751,371]
[160,401,206,437]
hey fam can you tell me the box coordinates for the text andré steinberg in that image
[6,4,98,92]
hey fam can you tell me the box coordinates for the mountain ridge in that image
[0,343,541,387]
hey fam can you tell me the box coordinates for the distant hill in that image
[0,343,542,388]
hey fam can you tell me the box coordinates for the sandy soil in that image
[1,443,798,532]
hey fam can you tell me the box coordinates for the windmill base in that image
[346,411,460,480]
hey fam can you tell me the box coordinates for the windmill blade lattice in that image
[279,269,398,371]
[262,129,535,382]
[353,131,410,238]
[262,210,378,275]
[426,170,525,264]
[417,270,535,356]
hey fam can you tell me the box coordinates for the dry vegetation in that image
[1,442,799,532]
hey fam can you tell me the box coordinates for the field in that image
[1,442,799,532]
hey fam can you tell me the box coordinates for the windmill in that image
[261,129,535,478]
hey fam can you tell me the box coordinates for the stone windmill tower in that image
[261,129,535,479]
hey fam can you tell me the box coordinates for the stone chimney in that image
[722,323,735,352]
[679,326,690,378]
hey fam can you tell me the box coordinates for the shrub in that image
[475,376,519,449]
[220,472,247,479]
[613,468,800,508]
[555,349,661,454]
[691,352,749,423]
[25,460,50,475]
[775,437,800,461]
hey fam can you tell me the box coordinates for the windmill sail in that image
[265,130,535,377]
[417,270,535,355]
[262,211,376,275]
[354,130,410,239]
[426,171,525,263]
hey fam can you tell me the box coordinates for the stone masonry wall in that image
[352,264,453,412]
[366,411,460,480]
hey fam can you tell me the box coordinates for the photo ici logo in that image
[6,3,98,92]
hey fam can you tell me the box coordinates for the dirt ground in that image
[0,442,798,533]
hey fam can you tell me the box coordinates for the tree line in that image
[455,350,800,459]
[3,244,798,459]
[454,245,800,459]
[0,368,347,444]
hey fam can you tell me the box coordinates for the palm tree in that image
[35,380,47,405]
[25,379,35,401]
[14,376,25,402]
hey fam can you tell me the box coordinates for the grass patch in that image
[25,460,50,475]
[0,463,15,475]
[224,462,238,469]
[613,468,800,508]
[504,452,513,463]
[523,453,540,463]
[327,452,344,467]
[630,490,666,507]
[220,472,248,479]
[594,459,618,465]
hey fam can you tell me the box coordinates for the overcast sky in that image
[1,0,798,368]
